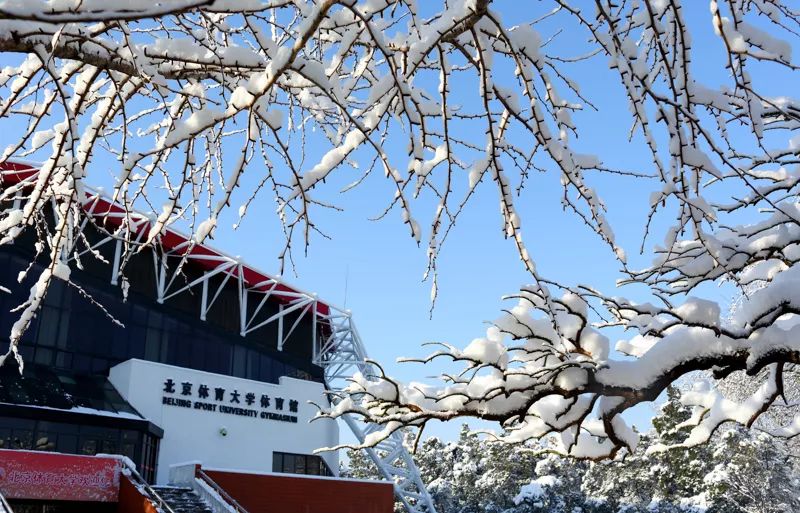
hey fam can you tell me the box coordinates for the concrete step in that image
[151,486,214,513]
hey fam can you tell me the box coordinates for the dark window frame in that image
[271,451,333,477]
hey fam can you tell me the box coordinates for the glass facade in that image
[0,247,323,384]
[0,361,140,414]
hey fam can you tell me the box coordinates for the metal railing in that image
[119,458,178,513]
[0,490,13,513]
[196,470,251,513]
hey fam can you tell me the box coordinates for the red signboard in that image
[0,449,121,502]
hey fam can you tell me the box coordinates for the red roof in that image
[0,161,330,316]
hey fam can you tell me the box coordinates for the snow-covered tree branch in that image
[1,1,799,458]
[344,404,800,513]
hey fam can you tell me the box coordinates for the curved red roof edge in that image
[0,161,331,316]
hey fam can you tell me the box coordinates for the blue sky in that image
[201,2,739,441]
[2,1,796,444]
[213,1,791,442]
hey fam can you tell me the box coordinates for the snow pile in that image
[512,475,560,506]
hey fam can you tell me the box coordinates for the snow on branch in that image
[320,196,800,458]
[0,1,799,456]
[321,246,800,458]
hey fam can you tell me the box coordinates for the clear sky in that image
[199,2,746,441]
[1,1,795,444]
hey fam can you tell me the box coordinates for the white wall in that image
[109,359,339,484]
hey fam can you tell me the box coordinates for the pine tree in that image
[703,428,800,513]
[582,386,716,512]
[512,453,594,513]
[344,405,800,513]
[650,387,715,505]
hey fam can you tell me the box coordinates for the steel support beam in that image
[314,311,437,513]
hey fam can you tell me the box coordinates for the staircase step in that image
[151,486,215,513]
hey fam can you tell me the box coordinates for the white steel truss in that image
[313,311,438,513]
[3,164,437,513]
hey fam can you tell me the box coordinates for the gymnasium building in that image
[0,162,435,513]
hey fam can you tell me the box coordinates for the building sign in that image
[110,359,338,484]
[0,449,121,502]
[161,378,299,423]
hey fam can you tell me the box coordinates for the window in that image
[141,434,159,482]
[121,430,138,460]
[232,345,246,378]
[0,416,159,483]
[271,452,333,477]
[79,437,98,455]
